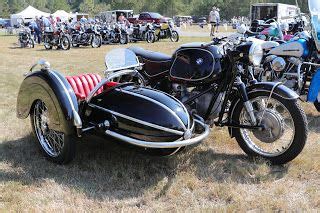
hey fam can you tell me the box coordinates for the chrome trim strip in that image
[118,89,187,131]
[169,48,215,82]
[50,71,82,129]
[88,103,184,136]
[86,70,139,103]
[105,119,210,148]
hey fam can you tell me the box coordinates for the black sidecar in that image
[17,56,209,164]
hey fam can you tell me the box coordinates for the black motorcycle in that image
[43,25,71,50]
[18,27,34,48]
[129,23,155,43]
[109,42,308,165]
[71,24,102,48]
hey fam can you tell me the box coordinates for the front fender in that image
[246,82,299,100]
[17,70,79,134]
[227,81,299,137]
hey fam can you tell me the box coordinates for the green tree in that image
[79,0,94,14]
[0,0,10,17]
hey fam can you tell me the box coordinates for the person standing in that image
[215,8,220,33]
[209,7,218,36]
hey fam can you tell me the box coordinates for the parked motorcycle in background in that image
[71,23,102,48]
[129,23,156,43]
[18,26,34,48]
[43,24,71,50]
[154,20,179,42]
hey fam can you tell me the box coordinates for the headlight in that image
[249,42,263,66]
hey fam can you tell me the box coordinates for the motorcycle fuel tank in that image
[268,39,309,58]
[170,43,222,84]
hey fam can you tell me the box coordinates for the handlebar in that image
[201,36,228,48]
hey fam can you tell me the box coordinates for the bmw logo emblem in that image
[196,58,204,65]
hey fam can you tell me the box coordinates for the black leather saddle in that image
[128,46,172,78]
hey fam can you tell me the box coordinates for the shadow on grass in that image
[306,113,320,133]
[0,134,288,200]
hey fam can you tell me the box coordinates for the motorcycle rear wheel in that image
[232,91,307,164]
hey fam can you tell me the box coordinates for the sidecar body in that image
[16,50,209,164]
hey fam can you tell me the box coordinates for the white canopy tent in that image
[10,5,50,26]
[53,10,70,22]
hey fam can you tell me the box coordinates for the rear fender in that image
[17,70,79,135]
[227,82,299,137]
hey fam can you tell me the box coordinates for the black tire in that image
[30,100,76,164]
[232,91,307,164]
[170,30,179,42]
[119,34,128,44]
[30,39,35,48]
[91,34,102,48]
[60,35,71,50]
[43,36,52,50]
[146,31,155,43]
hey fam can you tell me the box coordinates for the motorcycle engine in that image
[173,84,224,121]
[263,55,302,90]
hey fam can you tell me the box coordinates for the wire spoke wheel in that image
[239,96,294,157]
[33,100,65,157]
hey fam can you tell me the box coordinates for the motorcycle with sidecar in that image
[106,42,308,165]
[16,52,209,164]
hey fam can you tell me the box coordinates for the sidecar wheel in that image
[232,91,307,165]
[30,100,76,164]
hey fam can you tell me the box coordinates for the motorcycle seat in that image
[128,46,172,62]
[66,74,117,100]
[128,46,172,78]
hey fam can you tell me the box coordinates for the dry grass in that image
[0,35,319,212]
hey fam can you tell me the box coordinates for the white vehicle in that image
[250,3,300,24]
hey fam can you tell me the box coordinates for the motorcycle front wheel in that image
[91,34,102,48]
[119,34,128,44]
[43,35,52,50]
[60,35,71,50]
[146,31,155,43]
[170,31,179,42]
[232,91,307,164]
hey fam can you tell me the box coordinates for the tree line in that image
[0,0,308,20]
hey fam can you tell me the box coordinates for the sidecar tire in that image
[232,91,307,165]
[30,100,76,164]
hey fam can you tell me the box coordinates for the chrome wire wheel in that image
[33,100,65,158]
[60,36,70,50]
[239,96,295,157]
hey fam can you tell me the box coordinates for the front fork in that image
[235,76,257,125]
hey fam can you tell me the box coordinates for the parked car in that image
[128,12,170,24]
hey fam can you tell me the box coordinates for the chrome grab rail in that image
[86,70,140,103]
[104,119,210,149]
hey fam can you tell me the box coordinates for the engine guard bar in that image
[104,119,210,149]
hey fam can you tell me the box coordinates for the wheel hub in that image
[252,109,285,143]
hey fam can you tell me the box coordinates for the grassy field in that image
[0,35,319,212]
